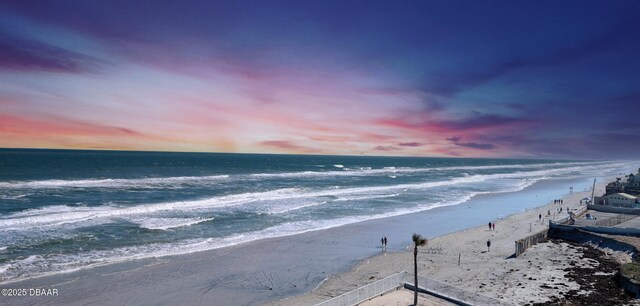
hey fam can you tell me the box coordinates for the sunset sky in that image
[1,1,639,159]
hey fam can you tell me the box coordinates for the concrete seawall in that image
[550,222,640,238]
[547,225,638,257]
[588,204,640,215]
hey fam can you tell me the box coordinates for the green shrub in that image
[621,262,640,282]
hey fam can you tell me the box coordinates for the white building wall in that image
[603,193,638,208]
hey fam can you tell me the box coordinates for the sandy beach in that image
[273,179,637,305]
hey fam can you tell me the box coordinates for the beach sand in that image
[273,180,637,305]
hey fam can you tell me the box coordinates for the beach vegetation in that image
[621,262,640,283]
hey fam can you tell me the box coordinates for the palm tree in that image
[412,233,427,306]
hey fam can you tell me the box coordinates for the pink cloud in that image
[259,140,318,154]
[0,114,173,150]
[398,142,424,147]
[374,145,401,151]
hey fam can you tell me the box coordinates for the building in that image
[599,192,640,208]
[605,168,640,196]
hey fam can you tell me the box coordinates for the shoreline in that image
[1,175,613,305]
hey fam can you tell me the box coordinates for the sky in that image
[1,1,639,159]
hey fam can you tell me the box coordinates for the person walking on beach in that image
[488,222,492,230]
[383,236,387,249]
[539,214,542,221]
[381,237,385,250]
[492,223,495,231]
[487,239,491,252]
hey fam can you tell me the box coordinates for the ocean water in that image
[0,149,634,284]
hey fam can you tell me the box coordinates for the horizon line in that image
[0,146,599,161]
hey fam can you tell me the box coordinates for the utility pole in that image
[590,178,596,205]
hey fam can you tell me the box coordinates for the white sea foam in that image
[247,161,612,180]
[260,192,403,214]
[0,194,32,200]
[132,217,214,230]
[0,161,631,231]
[0,178,463,229]
[333,193,402,202]
[0,175,229,189]
[261,201,328,214]
[0,188,300,229]
[0,161,615,191]
[249,171,332,178]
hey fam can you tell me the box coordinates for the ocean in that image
[0,149,634,284]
